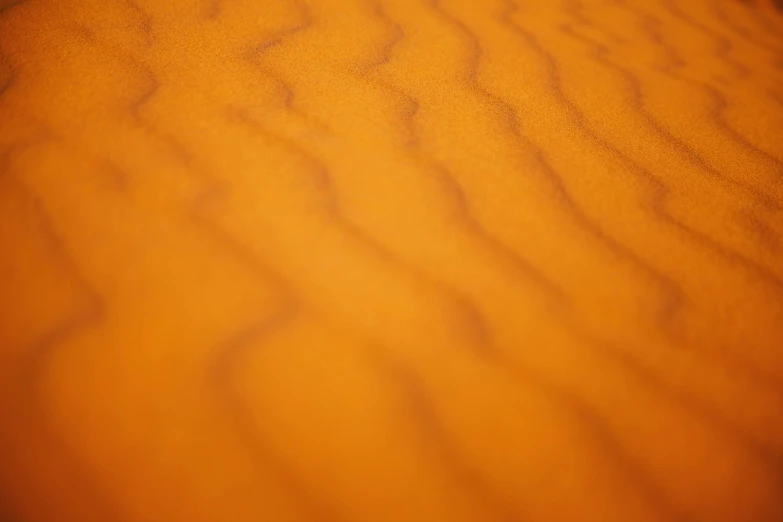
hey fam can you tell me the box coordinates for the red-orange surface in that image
[2,0,783,521]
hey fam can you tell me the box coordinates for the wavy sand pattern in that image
[1,0,783,521]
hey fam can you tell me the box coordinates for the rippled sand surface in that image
[2,0,783,521]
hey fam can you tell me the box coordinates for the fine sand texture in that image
[2,0,783,521]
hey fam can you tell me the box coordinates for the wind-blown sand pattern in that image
[1,0,783,521]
